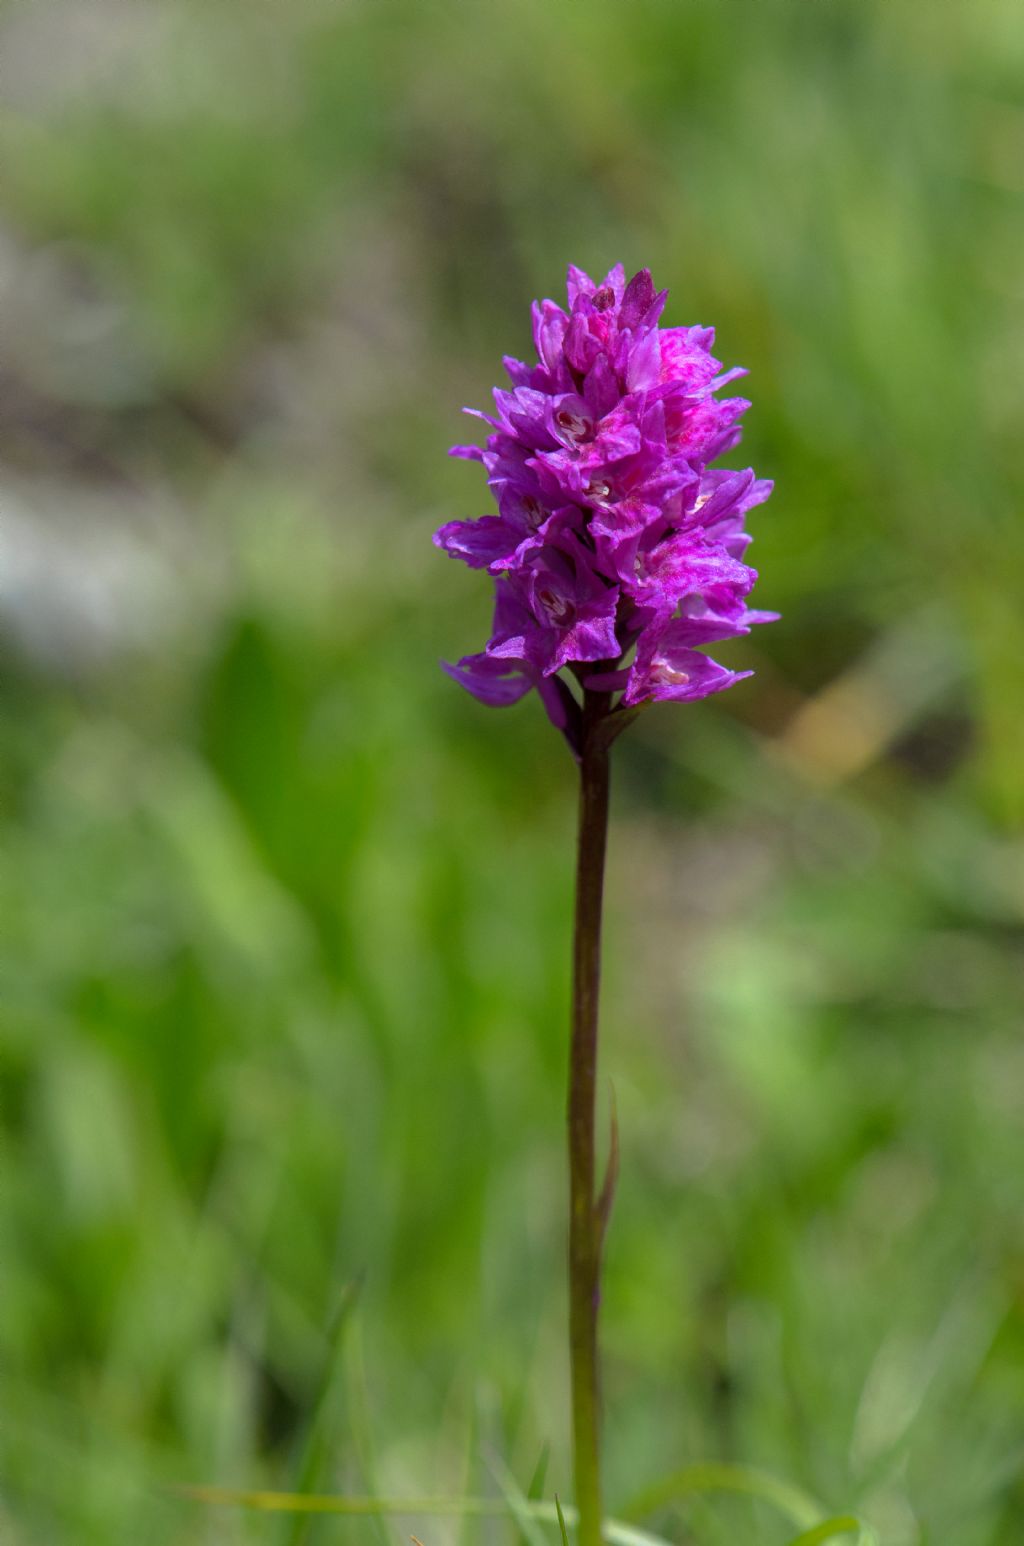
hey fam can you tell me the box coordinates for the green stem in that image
[568,689,612,1546]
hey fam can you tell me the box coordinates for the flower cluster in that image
[435,263,774,738]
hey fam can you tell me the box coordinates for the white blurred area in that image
[1,0,171,669]
[0,218,179,670]
[0,477,181,671]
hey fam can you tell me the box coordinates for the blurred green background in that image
[1,1,1023,1542]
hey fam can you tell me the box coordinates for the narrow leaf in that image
[596,1085,620,1241]
[284,1275,364,1546]
[484,1449,548,1546]
[345,1320,393,1546]
[622,1462,823,1531]
[527,1443,551,1502]
[784,1516,878,1546]
[178,1485,674,1546]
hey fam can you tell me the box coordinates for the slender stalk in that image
[568,689,613,1546]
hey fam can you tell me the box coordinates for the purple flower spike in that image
[435,264,774,744]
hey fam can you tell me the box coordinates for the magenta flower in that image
[435,263,775,749]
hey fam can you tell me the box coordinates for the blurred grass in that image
[1,0,1023,1542]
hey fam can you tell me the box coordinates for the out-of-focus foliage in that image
[1,1,1023,1542]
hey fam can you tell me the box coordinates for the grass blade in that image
[784,1517,879,1546]
[621,1461,823,1531]
[180,1488,497,1516]
[284,1275,363,1546]
[179,1484,674,1546]
[527,1443,551,1503]
[603,1522,675,1546]
[484,1450,549,1546]
[344,1318,393,1546]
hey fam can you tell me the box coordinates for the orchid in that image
[436,263,774,750]
[435,265,775,1546]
